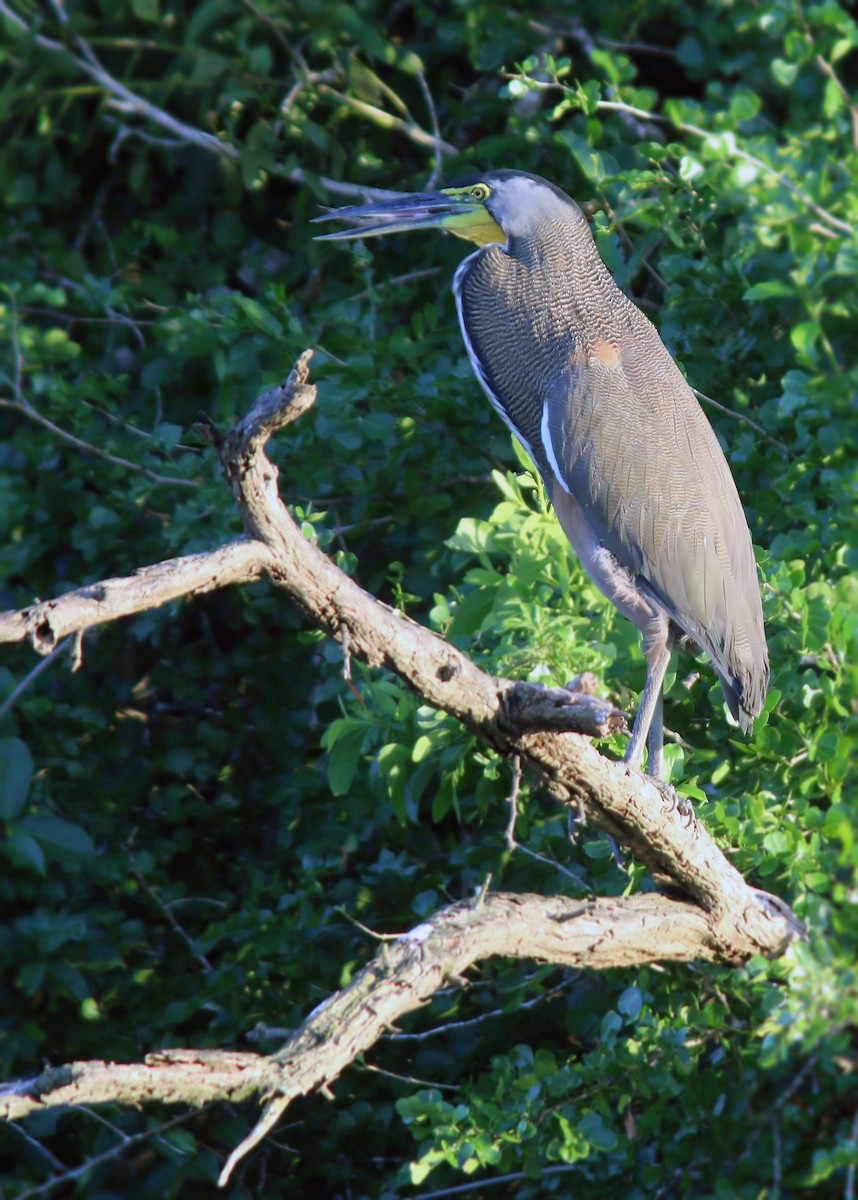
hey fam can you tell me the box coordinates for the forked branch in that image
[1,890,748,1187]
[0,352,803,1186]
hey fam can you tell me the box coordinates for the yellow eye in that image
[470,183,490,200]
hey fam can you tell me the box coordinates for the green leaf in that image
[446,517,496,554]
[377,742,412,824]
[0,737,33,820]
[578,1111,618,1152]
[325,725,368,797]
[577,79,602,116]
[555,131,619,183]
[730,89,761,121]
[410,1161,434,1186]
[18,815,94,865]
[701,131,736,161]
[131,0,159,20]
[743,281,796,301]
[830,38,856,65]
[790,320,820,358]
[678,155,704,182]
[1,828,45,873]
[600,1010,622,1039]
[449,588,496,637]
[412,735,434,763]
[823,77,844,119]
[233,295,282,338]
[771,58,800,86]
[618,985,644,1020]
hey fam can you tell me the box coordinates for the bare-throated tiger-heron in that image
[314,170,769,778]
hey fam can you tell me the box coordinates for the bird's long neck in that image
[508,221,619,314]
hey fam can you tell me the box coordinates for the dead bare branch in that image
[0,540,270,654]
[0,889,765,1186]
[0,350,802,941]
[0,350,804,1186]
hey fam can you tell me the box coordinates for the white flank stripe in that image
[540,400,573,495]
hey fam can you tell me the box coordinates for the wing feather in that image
[543,339,768,722]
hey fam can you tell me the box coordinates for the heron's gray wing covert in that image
[541,343,768,726]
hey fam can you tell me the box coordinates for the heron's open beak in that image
[312,190,504,246]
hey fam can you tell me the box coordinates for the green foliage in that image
[1,0,857,1195]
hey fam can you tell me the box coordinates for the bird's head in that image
[312,170,582,248]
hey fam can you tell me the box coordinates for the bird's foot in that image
[646,776,698,832]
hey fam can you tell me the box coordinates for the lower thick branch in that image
[0,890,728,1128]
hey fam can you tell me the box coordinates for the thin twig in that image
[316,85,459,157]
[14,1109,208,1200]
[289,167,415,203]
[504,756,522,851]
[107,121,187,158]
[335,907,403,942]
[359,1062,459,1092]
[340,622,352,682]
[0,396,197,488]
[417,72,445,190]
[240,0,293,56]
[387,982,574,1041]
[513,832,588,888]
[3,282,183,482]
[219,1096,290,1187]
[2,283,26,404]
[772,1113,782,1192]
[813,55,858,155]
[692,388,790,455]
[415,1163,581,1199]
[18,265,149,348]
[794,0,858,158]
[2,1120,68,1173]
[345,267,443,302]
[504,755,587,888]
[18,307,158,333]
[598,195,670,292]
[730,1055,819,1172]
[70,630,84,671]
[0,287,186,480]
[78,1105,134,1140]
[0,638,73,721]
[130,862,214,973]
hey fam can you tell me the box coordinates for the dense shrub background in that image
[1,0,856,1195]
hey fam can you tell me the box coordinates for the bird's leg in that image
[646,691,665,780]
[624,625,672,777]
